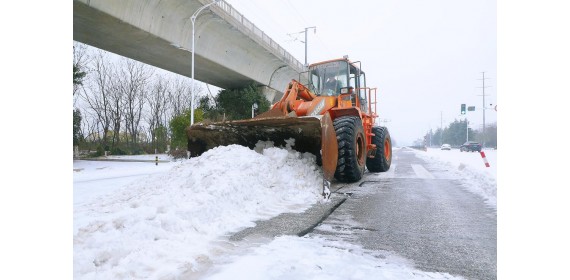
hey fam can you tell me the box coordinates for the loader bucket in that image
[187,116,321,157]
[187,113,338,184]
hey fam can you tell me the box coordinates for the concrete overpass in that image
[73,0,305,102]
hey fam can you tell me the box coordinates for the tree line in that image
[419,119,497,148]
[73,42,269,156]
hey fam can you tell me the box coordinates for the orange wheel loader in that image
[187,57,392,198]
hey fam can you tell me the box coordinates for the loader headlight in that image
[340,87,353,94]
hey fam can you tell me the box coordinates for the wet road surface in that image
[312,148,497,279]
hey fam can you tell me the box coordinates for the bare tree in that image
[168,75,191,117]
[191,82,205,115]
[116,58,154,150]
[107,66,124,149]
[80,109,100,144]
[146,75,170,152]
[80,50,113,148]
[76,44,212,153]
[73,42,90,100]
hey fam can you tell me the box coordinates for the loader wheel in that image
[366,126,392,172]
[333,116,366,182]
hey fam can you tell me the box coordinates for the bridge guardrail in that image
[209,0,305,72]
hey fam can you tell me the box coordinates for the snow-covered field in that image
[73,145,497,279]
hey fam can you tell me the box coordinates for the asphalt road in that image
[312,147,497,280]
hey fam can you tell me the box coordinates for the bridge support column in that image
[259,86,284,104]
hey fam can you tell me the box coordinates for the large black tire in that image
[366,126,392,172]
[333,116,366,182]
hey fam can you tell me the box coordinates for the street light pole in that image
[190,0,221,125]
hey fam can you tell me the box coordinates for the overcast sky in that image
[224,0,497,146]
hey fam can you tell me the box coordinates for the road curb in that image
[297,195,347,237]
[229,194,348,241]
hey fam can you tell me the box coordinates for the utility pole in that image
[289,27,316,67]
[304,26,316,66]
[478,72,491,148]
[466,118,469,142]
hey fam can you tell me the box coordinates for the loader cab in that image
[308,59,368,112]
[309,60,348,96]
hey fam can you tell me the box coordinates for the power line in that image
[312,33,334,59]
[283,0,310,26]
[285,30,305,43]
[282,0,334,60]
[238,0,291,41]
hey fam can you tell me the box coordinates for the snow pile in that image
[414,148,497,208]
[73,145,323,279]
[203,236,462,280]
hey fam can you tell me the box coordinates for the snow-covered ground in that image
[415,147,497,208]
[73,145,496,279]
[74,144,323,279]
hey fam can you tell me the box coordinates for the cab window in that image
[309,61,348,96]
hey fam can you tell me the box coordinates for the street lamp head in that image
[192,0,222,21]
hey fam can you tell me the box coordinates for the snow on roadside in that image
[414,148,497,209]
[203,235,463,280]
[73,145,324,279]
[73,156,173,208]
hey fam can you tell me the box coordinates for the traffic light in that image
[461,104,466,115]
